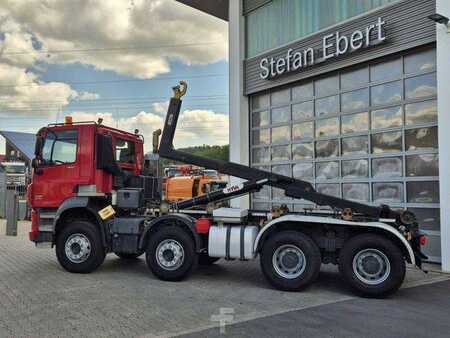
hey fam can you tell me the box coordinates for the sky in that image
[0,0,229,153]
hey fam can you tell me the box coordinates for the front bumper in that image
[29,230,53,243]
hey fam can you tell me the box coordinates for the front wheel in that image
[146,226,198,281]
[55,221,106,273]
[339,234,406,298]
[260,231,321,291]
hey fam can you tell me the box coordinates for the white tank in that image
[208,225,258,260]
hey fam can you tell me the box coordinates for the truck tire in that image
[115,252,143,260]
[198,254,220,266]
[260,231,321,291]
[55,220,106,273]
[338,233,406,298]
[146,226,198,281]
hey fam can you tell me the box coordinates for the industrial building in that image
[179,0,450,268]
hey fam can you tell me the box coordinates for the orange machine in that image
[165,175,227,202]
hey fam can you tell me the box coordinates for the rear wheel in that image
[146,226,198,281]
[260,231,321,291]
[56,220,106,273]
[339,234,406,298]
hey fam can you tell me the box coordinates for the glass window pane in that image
[343,183,369,202]
[272,126,290,144]
[292,101,314,120]
[370,58,402,82]
[252,129,270,145]
[373,182,404,203]
[273,146,292,164]
[316,117,339,138]
[292,82,313,101]
[371,131,402,154]
[405,73,437,99]
[342,136,368,155]
[405,127,437,151]
[405,49,436,74]
[315,75,339,97]
[341,88,369,113]
[341,67,369,90]
[252,93,269,110]
[53,139,77,163]
[341,112,369,134]
[342,159,368,178]
[252,94,269,109]
[293,162,313,179]
[271,106,290,124]
[372,157,402,178]
[272,187,290,201]
[316,95,338,117]
[253,185,270,200]
[293,143,314,160]
[370,81,402,106]
[293,122,313,140]
[316,161,339,179]
[271,145,290,161]
[272,164,291,176]
[316,184,340,198]
[316,139,339,158]
[252,110,269,127]
[371,106,402,130]
[405,100,437,126]
[406,154,439,177]
[408,208,440,232]
[271,88,290,105]
[252,147,269,164]
[253,202,270,210]
[407,181,439,203]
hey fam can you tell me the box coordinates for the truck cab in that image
[28,118,145,241]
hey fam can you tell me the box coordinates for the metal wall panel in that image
[244,0,436,95]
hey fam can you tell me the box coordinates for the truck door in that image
[32,129,81,208]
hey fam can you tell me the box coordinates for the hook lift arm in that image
[155,81,416,228]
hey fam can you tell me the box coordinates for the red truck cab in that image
[28,118,144,242]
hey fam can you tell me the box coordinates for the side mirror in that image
[32,159,43,176]
[34,136,43,157]
[153,129,162,153]
[31,158,39,169]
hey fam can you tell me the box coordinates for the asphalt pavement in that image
[0,220,449,338]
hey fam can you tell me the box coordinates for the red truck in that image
[28,82,427,298]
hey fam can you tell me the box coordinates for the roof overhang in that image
[176,0,229,21]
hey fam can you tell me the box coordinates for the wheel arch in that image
[138,213,202,252]
[253,215,415,265]
[53,197,108,247]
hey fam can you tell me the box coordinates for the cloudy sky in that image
[0,0,229,153]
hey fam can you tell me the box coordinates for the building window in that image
[245,0,400,57]
[250,47,439,242]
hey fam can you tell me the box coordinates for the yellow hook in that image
[172,80,188,99]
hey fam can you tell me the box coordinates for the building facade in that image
[180,0,450,268]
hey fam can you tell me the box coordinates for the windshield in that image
[3,165,25,174]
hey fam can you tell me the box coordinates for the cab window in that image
[115,139,135,163]
[42,130,78,165]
